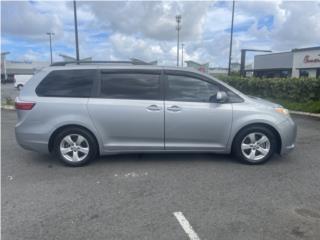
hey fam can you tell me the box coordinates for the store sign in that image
[198,66,207,73]
[304,54,320,64]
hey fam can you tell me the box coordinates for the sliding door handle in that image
[146,105,162,111]
[167,105,181,112]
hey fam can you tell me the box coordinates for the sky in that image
[1,0,320,67]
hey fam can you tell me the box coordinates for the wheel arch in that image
[48,124,100,154]
[231,123,282,154]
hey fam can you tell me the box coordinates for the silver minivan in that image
[15,62,297,166]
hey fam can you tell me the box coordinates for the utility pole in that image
[181,43,184,67]
[1,52,10,81]
[176,15,181,67]
[228,0,235,75]
[46,32,54,64]
[73,0,80,62]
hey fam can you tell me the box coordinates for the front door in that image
[164,73,233,151]
[88,70,164,151]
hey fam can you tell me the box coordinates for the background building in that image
[185,60,209,73]
[254,46,320,78]
[1,52,49,82]
[292,47,320,78]
[230,62,241,72]
[208,67,228,75]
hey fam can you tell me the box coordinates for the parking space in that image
[2,109,320,240]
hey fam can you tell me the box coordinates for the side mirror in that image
[216,91,228,103]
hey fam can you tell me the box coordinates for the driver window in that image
[166,75,220,102]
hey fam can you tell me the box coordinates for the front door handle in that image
[167,105,181,112]
[146,105,162,111]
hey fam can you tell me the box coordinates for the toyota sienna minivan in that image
[15,61,297,166]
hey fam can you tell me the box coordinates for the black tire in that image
[17,84,23,91]
[53,127,98,167]
[233,125,277,164]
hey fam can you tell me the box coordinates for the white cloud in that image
[21,49,49,61]
[271,1,320,50]
[109,33,175,64]
[78,1,212,41]
[1,1,320,67]
[1,1,63,41]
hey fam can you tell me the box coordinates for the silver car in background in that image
[15,62,297,166]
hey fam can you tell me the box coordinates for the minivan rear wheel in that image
[233,126,277,164]
[53,127,97,167]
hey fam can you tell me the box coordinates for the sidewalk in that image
[290,110,320,120]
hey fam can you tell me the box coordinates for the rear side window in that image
[36,70,95,97]
[100,73,161,100]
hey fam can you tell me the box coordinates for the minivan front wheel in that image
[233,126,277,164]
[53,127,97,166]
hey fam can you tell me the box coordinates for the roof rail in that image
[50,60,153,67]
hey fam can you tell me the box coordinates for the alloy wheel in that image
[59,134,89,162]
[241,132,271,161]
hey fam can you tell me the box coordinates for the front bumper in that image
[278,117,297,155]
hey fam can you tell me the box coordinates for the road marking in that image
[173,212,201,240]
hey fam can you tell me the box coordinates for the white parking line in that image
[173,212,201,240]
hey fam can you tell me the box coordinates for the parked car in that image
[14,75,33,90]
[15,62,297,166]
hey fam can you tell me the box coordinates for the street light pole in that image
[46,32,54,64]
[228,0,235,75]
[73,0,80,62]
[181,43,184,67]
[176,15,181,67]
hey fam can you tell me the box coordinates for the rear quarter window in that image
[36,69,96,97]
[100,72,161,100]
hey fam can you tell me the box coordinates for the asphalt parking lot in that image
[2,109,320,240]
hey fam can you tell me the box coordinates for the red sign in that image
[198,67,206,72]
[304,55,320,64]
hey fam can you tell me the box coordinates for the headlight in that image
[275,107,289,115]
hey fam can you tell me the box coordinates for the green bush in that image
[214,75,320,102]
[4,97,14,106]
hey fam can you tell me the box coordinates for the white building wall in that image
[208,68,228,75]
[292,49,320,77]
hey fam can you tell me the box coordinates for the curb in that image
[290,110,320,120]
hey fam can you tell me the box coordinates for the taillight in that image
[15,99,35,110]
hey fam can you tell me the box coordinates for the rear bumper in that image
[15,127,49,154]
[278,118,297,155]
